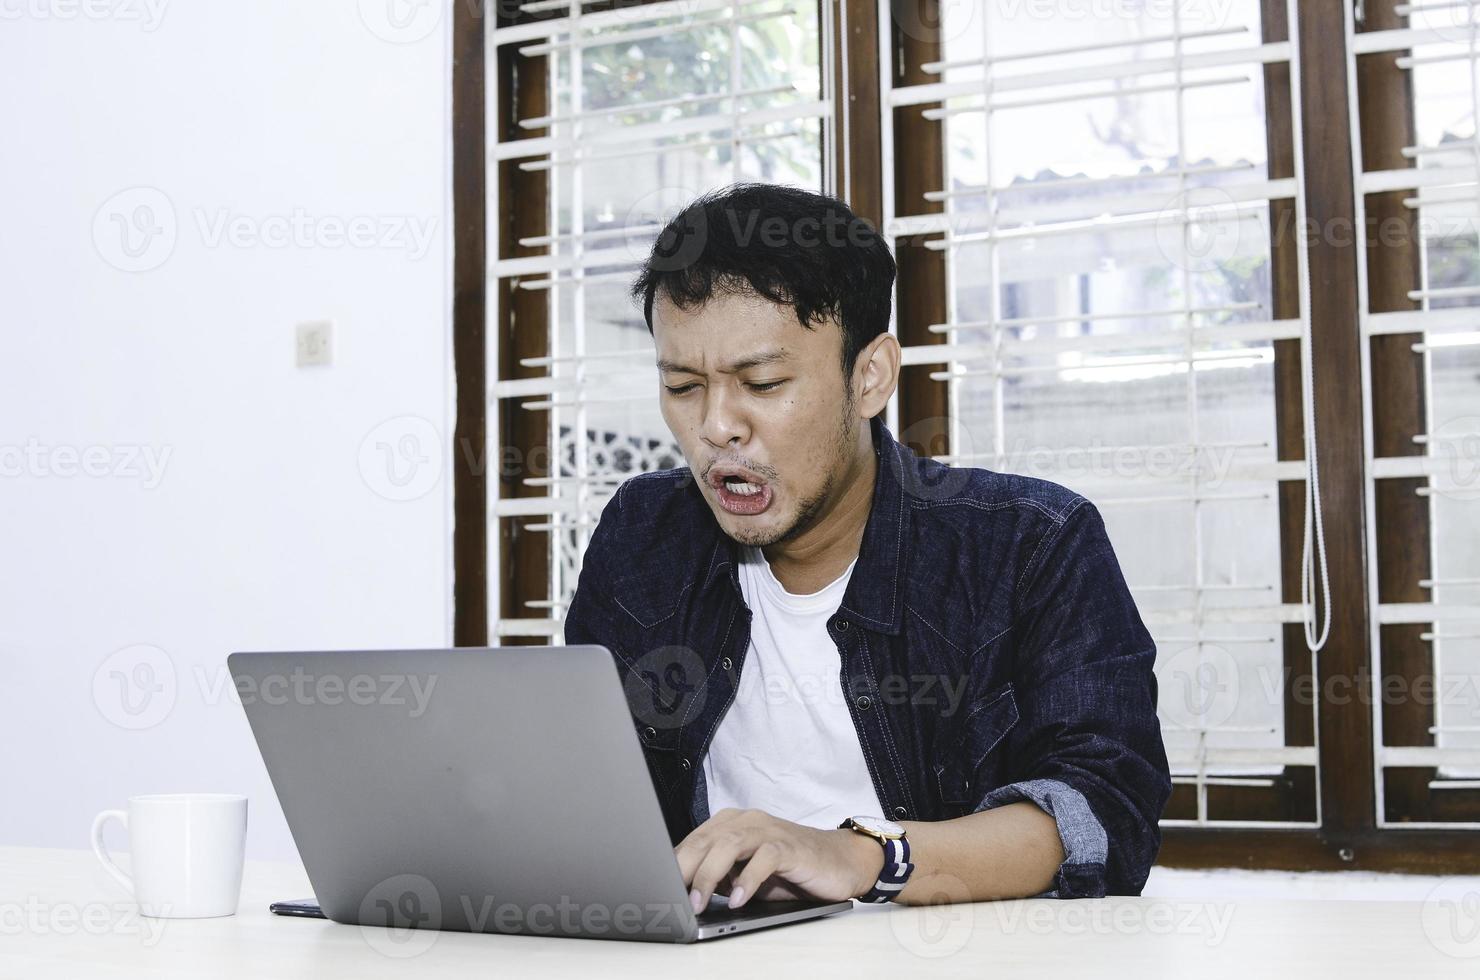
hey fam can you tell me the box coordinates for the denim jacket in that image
[563,416,1171,898]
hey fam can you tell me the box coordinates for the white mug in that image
[91,793,248,918]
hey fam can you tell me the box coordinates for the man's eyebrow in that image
[657,349,790,376]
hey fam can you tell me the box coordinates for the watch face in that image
[850,815,904,837]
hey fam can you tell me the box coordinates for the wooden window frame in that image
[457,0,1480,871]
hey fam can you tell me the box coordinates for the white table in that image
[3,846,1476,978]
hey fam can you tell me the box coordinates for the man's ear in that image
[852,332,902,421]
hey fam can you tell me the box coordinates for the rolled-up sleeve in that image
[976,499,1171,899]
[976,778,1108,898]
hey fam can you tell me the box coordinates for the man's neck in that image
[761,437,877,596]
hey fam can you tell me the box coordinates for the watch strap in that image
[858,834,913,903]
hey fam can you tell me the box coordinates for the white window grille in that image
[488,0,831,637]
[880,0,1324,825]
[1348,1,1480,826]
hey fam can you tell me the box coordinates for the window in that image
[488,0,830,636]
[885,0,1319,827]
[468,0,1480,870]
[1352,1,1480,826]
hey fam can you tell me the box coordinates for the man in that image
[564,183,1170,911]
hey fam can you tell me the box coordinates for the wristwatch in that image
[839,815,914,903]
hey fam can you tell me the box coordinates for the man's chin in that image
[714,511,789,548]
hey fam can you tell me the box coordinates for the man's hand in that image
[675,808,883,912]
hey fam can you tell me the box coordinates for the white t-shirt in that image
[702,545,882,829]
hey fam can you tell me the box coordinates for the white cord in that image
[1287,0,1332,653]
[1299,336,1332,653]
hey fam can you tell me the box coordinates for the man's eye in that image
[664,383,698,395]
[749,380,785,393]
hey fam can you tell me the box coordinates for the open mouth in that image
[707,465,775,516]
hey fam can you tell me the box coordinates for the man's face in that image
[653,289,858,548]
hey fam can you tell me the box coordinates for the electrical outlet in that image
[296,320,333,367]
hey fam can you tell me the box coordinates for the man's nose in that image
[700,387,748,449]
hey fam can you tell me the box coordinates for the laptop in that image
[228,645,853,942]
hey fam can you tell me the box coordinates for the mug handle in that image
[90,809,134,896]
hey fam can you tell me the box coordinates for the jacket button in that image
[856,694,873,711]
[834,617,850,632]
[721,656,733,671]
[642,726,657,742]
[680,758,692,771]
[893,806,908,820]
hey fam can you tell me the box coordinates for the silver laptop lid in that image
[228,646,701,942]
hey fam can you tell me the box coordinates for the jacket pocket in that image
[933,683,1020,813]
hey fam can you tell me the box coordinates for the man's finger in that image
[673,809,762,885]
[674,834,708,886]
[688,832,755,912]
[673,822,726,885]
[728,840,786,908]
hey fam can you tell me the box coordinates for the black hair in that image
[629,182,896,384]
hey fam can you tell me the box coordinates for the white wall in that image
[0,1,454,861]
